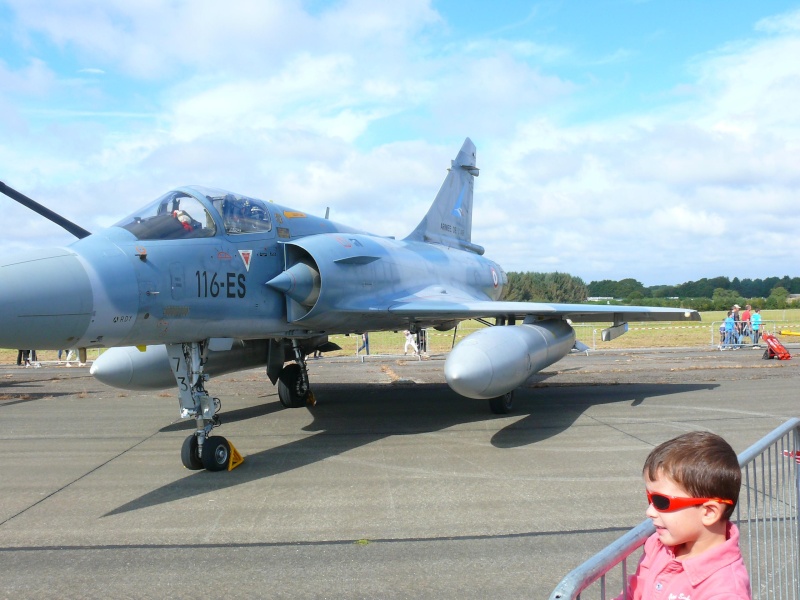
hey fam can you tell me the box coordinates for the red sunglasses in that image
[647,491,734,513]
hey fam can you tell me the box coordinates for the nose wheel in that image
[181,434,203,470]
[181,434,240,471]
[201,436,231,471]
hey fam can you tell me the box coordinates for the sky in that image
[1,0,799,287]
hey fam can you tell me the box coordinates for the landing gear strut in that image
[489,391,514,414]
[168,342,238,471]
[277,340,315,408]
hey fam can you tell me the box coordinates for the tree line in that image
[502,272,799,310]
[502,272,588,303]
[589,276,800,300]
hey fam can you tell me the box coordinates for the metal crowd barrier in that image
[711,320,800,350]
[549,418,800,599]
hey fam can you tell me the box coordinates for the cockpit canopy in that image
[210,190,273,236]
[115,186,273,240]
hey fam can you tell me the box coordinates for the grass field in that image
[330,308,800,354]
[3,309,799,364]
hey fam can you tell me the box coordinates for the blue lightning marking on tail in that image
[452,183,465,218]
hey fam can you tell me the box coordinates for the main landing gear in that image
[277,340,316,408]
[489,391,514,414]
[168,342,243,471]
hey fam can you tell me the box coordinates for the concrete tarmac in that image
[1,347,798,599]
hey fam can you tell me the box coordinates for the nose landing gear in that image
[168,341,244,471]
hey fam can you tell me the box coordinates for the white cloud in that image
[459,12,800,284]
[0,57,56,96]
[2,2,800,288]
[755,7,800,33]
[4,0,440,79]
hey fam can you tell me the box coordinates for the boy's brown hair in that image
[643,431,741,519]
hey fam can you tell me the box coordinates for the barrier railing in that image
[548,418,800,599]
[711,321,800,350]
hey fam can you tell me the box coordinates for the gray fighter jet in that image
[0,138,699,471]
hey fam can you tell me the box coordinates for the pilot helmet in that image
[249,205,265,221]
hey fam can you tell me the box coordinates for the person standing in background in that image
[751,308,762,347]
[731,304,742,348]
[403,330,418,355]
[357,333,370,356]
[740,304,752,345]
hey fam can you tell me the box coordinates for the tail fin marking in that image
[405,138,484,255]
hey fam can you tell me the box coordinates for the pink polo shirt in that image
[616,522,751,599]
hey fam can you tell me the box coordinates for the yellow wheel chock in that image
[227,440,244,471]
[307,390,317,406]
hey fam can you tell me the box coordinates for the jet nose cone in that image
[0,248,93,349]
[266,262,320,307]
[265,270,294,294]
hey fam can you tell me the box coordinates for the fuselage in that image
[0,185,505,350]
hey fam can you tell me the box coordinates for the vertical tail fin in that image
[404,138,484,255]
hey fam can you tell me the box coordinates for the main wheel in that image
[181,434,203,470]
[201,436,230,471]
[278,363,309,408]
[489,391,514,414]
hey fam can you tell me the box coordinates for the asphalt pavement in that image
[1,347,797,599]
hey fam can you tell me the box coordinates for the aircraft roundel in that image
[491,267,498,288]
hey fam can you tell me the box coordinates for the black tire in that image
[201,436,230,471]
[181,434,203,470]
[489,391,514,414]
[278,363,309,408]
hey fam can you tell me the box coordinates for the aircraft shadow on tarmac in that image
[0,376,82,403]
[159,400,286,432]
[106,380,717,516]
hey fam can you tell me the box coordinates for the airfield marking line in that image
[646,404,791,419]
[0,427,166,529]
[580,413,655,447]
[0,524,637,552]
[582,406,784,445]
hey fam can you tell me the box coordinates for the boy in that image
[617,431,750,599]
[722,311,735,350]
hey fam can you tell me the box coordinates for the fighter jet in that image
[0,138,699,471]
